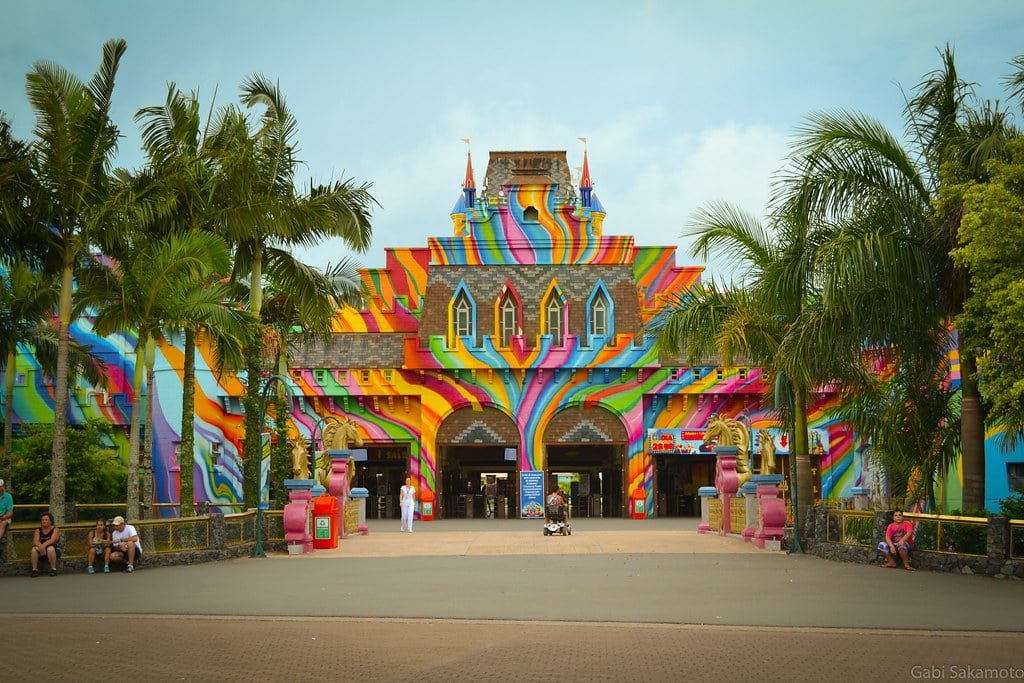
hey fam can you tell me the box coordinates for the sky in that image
[2,1,1023,280]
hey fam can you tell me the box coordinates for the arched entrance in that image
[349,443,413,520]
[543,407,627,518]
[436,407,519,519]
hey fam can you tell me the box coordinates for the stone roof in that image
[291,333,407,369]
[482,151,575,199]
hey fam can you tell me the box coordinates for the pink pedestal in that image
[754,483,786,549]
[284,488,313,553]
[714,449,739,537]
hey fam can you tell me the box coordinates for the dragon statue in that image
[703,414,752,488]
[315,418,363,488]
[756,429,777,475]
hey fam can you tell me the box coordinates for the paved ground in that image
[4,517,1024,681]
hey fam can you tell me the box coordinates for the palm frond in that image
[1004,54,1024,114]
[685,201,775,282]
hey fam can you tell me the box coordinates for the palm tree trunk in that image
[273,346,291,507]
[3,347,15,485]
[250,243,263,316]
[792,386,813,540]
[179,328,196,517]
[142,338,156,519]
[49,263,75,524]
[960,350,986,511]
[242,340,263,509]
[126,336,146,520]
[242,243,265,509]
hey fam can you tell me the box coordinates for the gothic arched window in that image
[590,290,608,338]
[454,291,472,338]
[499,292,518,347]
[545,294,564,347]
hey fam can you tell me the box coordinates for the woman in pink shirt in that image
[878,510,915,570]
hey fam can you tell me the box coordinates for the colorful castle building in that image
[14,147,1021,515]
[279,147,846,518]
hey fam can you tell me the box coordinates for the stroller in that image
[543,501,572,536]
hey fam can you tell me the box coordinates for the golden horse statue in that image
[290,435,310,480]
[756,429,776,475]
[703,414,752,488]
[315,418,364,488]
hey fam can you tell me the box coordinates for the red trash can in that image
[312,495,339,549]
[630,488,647,519]
[420,490,435,521]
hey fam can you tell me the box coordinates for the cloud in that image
[605,122,789,281]
[294,104,788,287]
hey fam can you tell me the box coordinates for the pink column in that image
[328,454,351,540]
[283,479,315,554]
[754,474,786,549]
[714,446,740,537]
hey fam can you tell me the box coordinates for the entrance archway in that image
[437,407,519,519]
[349,443,412,520]
[543,407,627,518]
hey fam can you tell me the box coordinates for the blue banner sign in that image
[519,471,545,518]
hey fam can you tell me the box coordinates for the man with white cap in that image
[110,515,142,572]
[0,479,13,543]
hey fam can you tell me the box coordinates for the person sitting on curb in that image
[0,478,13,544]
[30,512,62,577]
[110,515,142,573]
[87,518,112,574]
[878,510,915,571]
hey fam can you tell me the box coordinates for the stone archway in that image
[543,406,627,518]
[437,406,520,519]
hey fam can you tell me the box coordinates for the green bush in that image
[845,515,874,546]
[999,489,1024,519]
[9,422,128,506]
[1001,489,1024,558]
[940,520,988,554]
[914,519,939,552]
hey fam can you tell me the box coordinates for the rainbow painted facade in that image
[12,148,1019,514]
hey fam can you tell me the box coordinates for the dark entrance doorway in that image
[435,406,521,519]
[546,444,624,518]
[653,455,714,517]
[438,445,516,519]
[350,444,411,519]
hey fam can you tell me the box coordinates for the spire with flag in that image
[578,136,592,208]
[461,138,476,208]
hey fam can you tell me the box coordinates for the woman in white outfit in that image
[400,477,417,532]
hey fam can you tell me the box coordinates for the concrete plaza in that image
[4,517,1023,681]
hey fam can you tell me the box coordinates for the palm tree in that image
[0,113,44,265]
[654,202,858,539]
[218,76,375,508]
[829,329,961,511]
[77,231,247,519]
[133,84,252,515]
[19,39,128,523]
[257,259,366,503]
[779,47,1021,510]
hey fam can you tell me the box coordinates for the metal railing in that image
[825,509,874,546]
[905,512,988,556]
[2,516,214,562]
[222,510,257,547]
[5,503,322,566]
[1011,519,1024,560]
[264,510,285,542]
